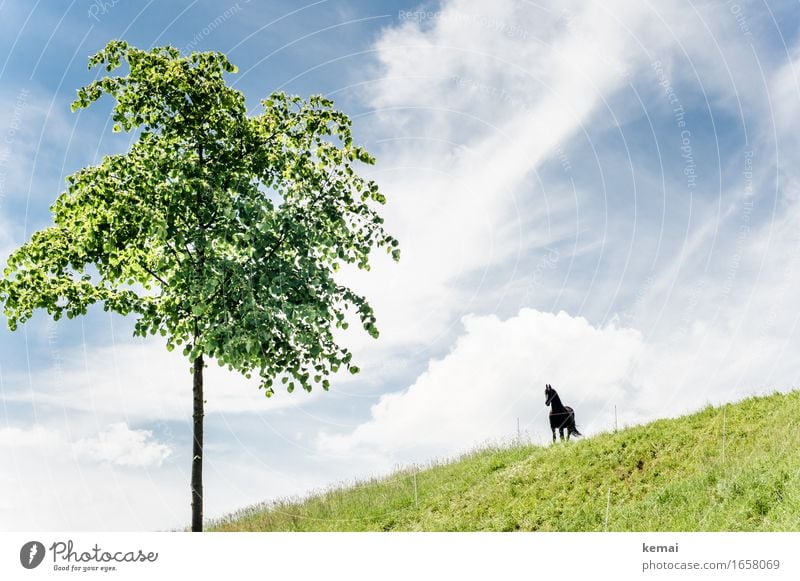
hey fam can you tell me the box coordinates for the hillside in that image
[211,390,800,531]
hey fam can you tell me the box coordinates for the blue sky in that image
[2,0,800,530]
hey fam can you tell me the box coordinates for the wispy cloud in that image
[316,0,800,468]
[2,336,325,420]
[4,0,800,530]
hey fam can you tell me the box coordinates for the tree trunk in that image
[191,354,204,532]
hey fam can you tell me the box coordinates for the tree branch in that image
[140,264,169,288]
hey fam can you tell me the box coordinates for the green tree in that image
[0,41,398,531]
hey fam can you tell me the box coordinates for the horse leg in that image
[552,429,556,443]
[559,428,565,441]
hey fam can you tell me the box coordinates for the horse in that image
[544,384,581,442]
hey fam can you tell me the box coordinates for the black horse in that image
[544,384,581,442]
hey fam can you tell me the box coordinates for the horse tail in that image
[567,408,581,437]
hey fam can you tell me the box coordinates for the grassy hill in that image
[211,391,800,531]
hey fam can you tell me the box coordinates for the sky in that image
[1,0,800,531]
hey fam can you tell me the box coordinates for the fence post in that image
[614,405,618,433]
[722,407,726,464]
[413,469,418,507]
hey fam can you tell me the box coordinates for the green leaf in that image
[0,42,400,502]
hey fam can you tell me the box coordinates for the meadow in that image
[211,391,800,531]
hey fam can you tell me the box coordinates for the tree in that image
[0,41,398,531]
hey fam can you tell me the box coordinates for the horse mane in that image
[549,391,566,412]
[546,385,567,412]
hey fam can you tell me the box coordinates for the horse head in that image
[544,384,555,406]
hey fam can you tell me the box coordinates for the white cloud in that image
[771,50,800,197]
[6,0,800,530]
[0,213,14,267]
[338,0,657,357]
[73,423,172,467]
[0,423,179,530]
[319,309,643,465]
[3,336,325,421]
[319,296,800,467]
[0,422,313,530]
[0,424,62,454]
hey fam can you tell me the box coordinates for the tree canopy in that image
[0,40,399,395]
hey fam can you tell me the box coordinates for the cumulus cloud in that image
[319,295,800,467]
[319,309,643,464]
[0,423,178,529]
[73,423,172,467]
[0,421,311,530]
[6,0,800,531]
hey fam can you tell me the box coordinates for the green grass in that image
[211,390,800,531]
